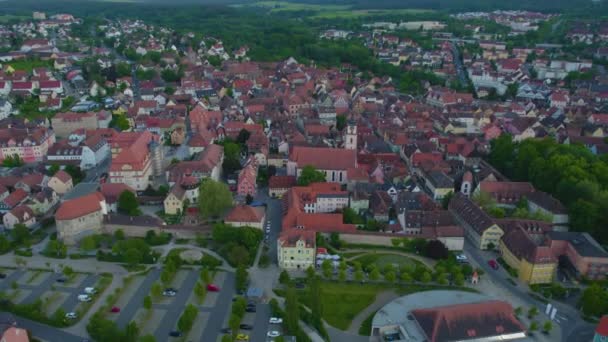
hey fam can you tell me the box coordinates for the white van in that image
[84,287,97,295]
[78,294,92,302]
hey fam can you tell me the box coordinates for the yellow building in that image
[278,230,316,270]
[449,193,504,250]
[499,227,556,284]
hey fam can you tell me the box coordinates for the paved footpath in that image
[347,290,399,334]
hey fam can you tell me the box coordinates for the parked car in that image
[239,324,253,330]
[77,295,91,302]
[246,307,256,313]
[220,328,232,334]
[267,331,281,337]
[110,306,120,313]
[456,254,468,263]
[163,290,177,297]
[168,331,182,337]
[269,317,283,324]
[488,259,499,270]
[207,284,220,292]
[65,312,77,319]
[84,287,97,294]
[0,273,6,279]
[56,278,66,283]
[236,334,249,341]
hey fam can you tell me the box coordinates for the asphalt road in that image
[153,270,199,340]
[251,303,271,342]
[200,271,235,341]
[116,268,161,328]
[255,187,282,264]
[15,316,82,342]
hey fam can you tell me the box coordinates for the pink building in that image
[547,231,608,280]
[237,158,257,197]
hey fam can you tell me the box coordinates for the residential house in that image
[449,193,504,250]
[499,222,556,284]
[0,189,28,213]
[56,192,107,244]
[225,205,266,229]
[268,175,296,198]
[163,174,200,215]
[100,183,135,213]
[2,205,36,230]
[527,191,569,230]
[370,190,392,222]
[46,170,73,195]
[277,230,316,270]
[0,128,55,163]
[51,112,98,138]
[26,188,58,216]
[422,170,454,200]
[237,158,257,197]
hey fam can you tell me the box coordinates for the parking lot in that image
[102,266,278,341]
[0,268,103,320]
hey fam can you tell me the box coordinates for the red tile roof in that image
[279,229,315,248]
[290,146,357,171]
[596,316,608,336]
[412,300,526,342]
[100,183,135,204]
[53,170,72,184]
[268,175,296,189]
[3,189,28,208]
[225,205,265,223]
[56,192,104,221]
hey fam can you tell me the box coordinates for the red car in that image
[110,306,120,313]
[488,259,499,270]
[207,284,220,292]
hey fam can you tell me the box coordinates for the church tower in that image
[344,120,357,150]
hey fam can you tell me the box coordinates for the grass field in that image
[7,59,53,73]
[351,253,425,270]
[236,1,434,19]
[296,281,473,330]
[358,309,377,336]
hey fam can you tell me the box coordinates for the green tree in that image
[143,295,152,310]
[194,282,207,301]
[228,313,240,334]
[79,235,98,251]
[454,273,465,286]
[321,259,333,278]
[400,271,412,282]
[369,268,380,281]
[528,306,539,319]
[48,164,60,176]
[125,248,143,265]
[63,266,74,278]
[228,245,250,266]
[200,267,211,284]
[113,229,125,241]
[336,114,347,131]
[177,304,198,332]
[579,284,608,317]
[385,271,396,283]
[529,321,538,332]
[198,179,233,218]
[11,224,31,246]
[118,190,140,216]
[284,285,299,335]
[151,282,162,298]
[309,276,323,328]
[441,191,453,209]
[139,335,157,342]
[297,165,326,186]
[355,269,364,282]
[0,235,11,254]
[420,272,432,283]
[543,321,552,334]
[279,270,291,285]
[235,265,248,292]
[110,114,130,131]
[305,266,316,280]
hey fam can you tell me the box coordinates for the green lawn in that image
[236,1,434,19]
[358,309,377,336]
[295,281,475,330]
[7,59,53,73]
[299,282,384,330]
[351,253,425,270]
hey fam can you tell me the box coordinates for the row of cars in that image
[65,287,98,320]
[229,316,284,341]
